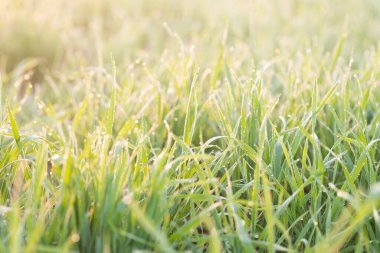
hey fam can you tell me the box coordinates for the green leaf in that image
[7,103,20,146]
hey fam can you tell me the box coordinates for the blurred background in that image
[1,0,380,74]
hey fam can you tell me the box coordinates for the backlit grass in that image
[1,0,380,252]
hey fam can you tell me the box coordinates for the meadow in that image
[1,0,380,252]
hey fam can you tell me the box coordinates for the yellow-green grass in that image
[1,0,380,252]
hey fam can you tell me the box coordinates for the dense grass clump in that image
[1,0,380,252]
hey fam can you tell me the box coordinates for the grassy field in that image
[1,0,380,252]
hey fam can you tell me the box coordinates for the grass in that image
[1,0,380,252]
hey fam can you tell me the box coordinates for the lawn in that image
[1,0,380,252]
